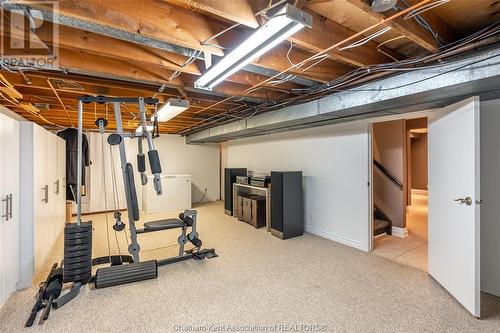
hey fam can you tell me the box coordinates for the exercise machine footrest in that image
[94,260,158,289]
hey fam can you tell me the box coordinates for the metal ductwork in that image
[186,48,500,144]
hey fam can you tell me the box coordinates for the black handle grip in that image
[137,154,146,173]
[148,150,162,174]
[189,237,202,248]
[183,216,193,227]
[40,294,54,324]
[25,299,42,327]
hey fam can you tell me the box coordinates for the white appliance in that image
[142,175,191,214]
[19,122,66,288]
[0,112,20,306]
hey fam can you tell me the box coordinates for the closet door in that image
[2,115,20,296]
[49,133,59,245]
[33,125,49,271]
[58,137,66,225]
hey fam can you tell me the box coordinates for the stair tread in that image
[374,219,389,230]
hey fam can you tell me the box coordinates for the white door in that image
[0,114,5,304]
[428,97,481,317]
[2,115,20,296]
[33,125,49,271]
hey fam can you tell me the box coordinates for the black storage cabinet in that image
[224,168,247,215]
[270,171,303,239]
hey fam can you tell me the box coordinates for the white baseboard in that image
[304,225,368,252]
[392,226,409,238]
[411,189,428,195]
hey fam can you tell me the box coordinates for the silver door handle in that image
[42,185,49,203]
[8,194,12,219]
[454,197,472,206]
[54,180,60,195]
[2,195,9,221]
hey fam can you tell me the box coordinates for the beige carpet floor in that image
[1,201,500,332]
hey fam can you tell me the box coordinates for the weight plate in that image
[64,250,92,259]
[64,243,92,251]
[63,254,92,265]
[65,237,92,246]
[63,272,92,283]
[64,225,92,233]
[65,262,92,271]
[64,222,92,233]
[64,231,92,240]
[63,266,92,276]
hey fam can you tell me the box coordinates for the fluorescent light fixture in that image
[136,124,154,134]
[151,98,190,122]
[194,4,312,91]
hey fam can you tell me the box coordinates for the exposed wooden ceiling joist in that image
[3,73,244,112]
[347,0,457,52]
[168,0,398,67]
[20,0,325,86]
[4,13,301,95]
[165,0,260,28]
[0,0,493,135]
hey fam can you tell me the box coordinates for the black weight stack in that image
[63,222,93,284]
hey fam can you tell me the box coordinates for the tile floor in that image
[373,191,428,271]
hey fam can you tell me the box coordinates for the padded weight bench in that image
[136,218,186,234]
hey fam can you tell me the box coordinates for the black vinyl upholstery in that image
[143,219,185,231]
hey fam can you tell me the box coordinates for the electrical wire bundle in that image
[180,21,500,135]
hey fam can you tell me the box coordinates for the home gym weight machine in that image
[25,96,216,326]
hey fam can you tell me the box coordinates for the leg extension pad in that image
[94,260,158,289]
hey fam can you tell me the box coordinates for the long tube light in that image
[151,98,190,122]
[136,124,154,134]
[194,4,312,91]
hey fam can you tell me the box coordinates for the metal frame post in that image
[76,100,83,225]
[113,102,140,262]
[138,98,162,195]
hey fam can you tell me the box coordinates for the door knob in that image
[454,197,472,206]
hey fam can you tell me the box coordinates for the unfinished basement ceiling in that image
[0,0,498,135]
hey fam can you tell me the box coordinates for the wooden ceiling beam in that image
[2,16,297,92]
[347,0,456,52]
[15,91,236,114]
[1,68,256,132]
[168,0,396,67]
[1,71,245,111]
[23,0,322,86]
[56,47,280,101]
[289,6,401,66]
[164,0,259,28]
[400,0,458,44]
[30,0,226,56]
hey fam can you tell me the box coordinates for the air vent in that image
[34,103,50,110]
[19,102,40,115]
[51,79,84,91]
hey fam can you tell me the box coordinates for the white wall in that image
[82,132,137,213]
[480,99,500,297]
[143,135,220,203]
[83,133,220,213]
[224,121,371,251]
[372,120,407,229]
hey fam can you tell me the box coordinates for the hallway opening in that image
[371,117,428,271]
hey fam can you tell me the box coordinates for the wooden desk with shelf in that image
[232,183,271,231]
